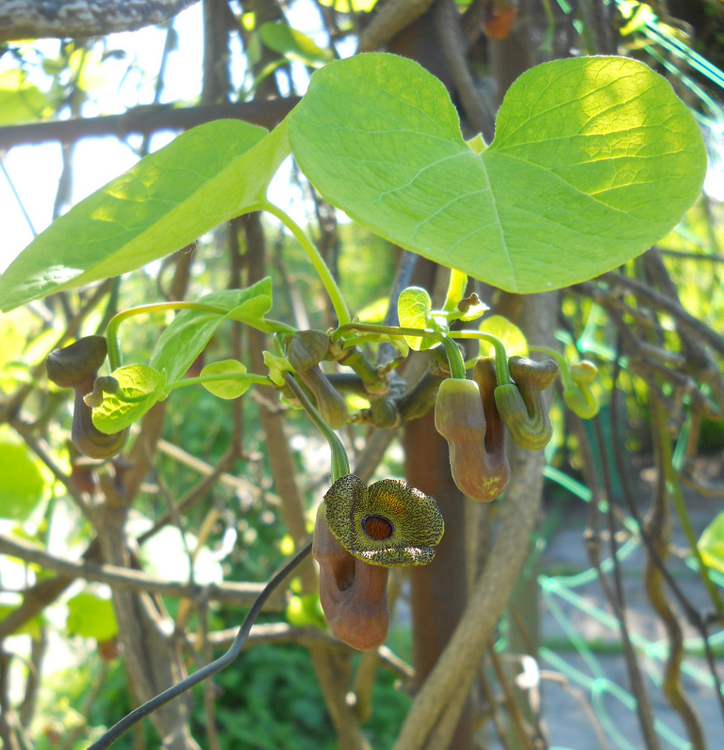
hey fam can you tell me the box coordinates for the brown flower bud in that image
[45,337,128,460]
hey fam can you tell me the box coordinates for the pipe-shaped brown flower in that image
[314,474,444,650]
[45,336,128,460]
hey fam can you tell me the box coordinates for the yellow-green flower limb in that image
[107,302,231,371]
[283,372,350,483]
[450,331,511,385]
[262,201,351,327]
[529,345,574,388]
[335,322,466,380]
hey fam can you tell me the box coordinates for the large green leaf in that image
[0,440,47,520]
[289,54,707,293]
[148,280,273,384]
[0,120,290,311]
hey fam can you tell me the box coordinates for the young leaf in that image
[478,315,528,357]
[289,54,707,293]
[200,360,250,399]
[149,279,273,384]
[397,286,435,351]
[92,364,166,434]
[0,120,290,311]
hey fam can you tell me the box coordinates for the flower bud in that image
[495,356,558,451]
[287,331,348,429]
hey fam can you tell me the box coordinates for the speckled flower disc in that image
[323,474,444,567]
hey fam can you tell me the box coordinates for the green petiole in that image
[283,372,350,483]
[449,331,511,385]
[441,269,468,314]
[262,201,352,327]
[106,302,294,372]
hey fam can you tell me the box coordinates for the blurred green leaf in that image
[0,440,47,520]
[259,22,332,66]
[698,511,724,575]
[0,602,43,639]
[67,592,118,642]
[0,70,51,125]
[478,315,528,358]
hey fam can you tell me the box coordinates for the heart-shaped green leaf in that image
[289,54,707,293]
[149,280,273,384]
[92,364,166,434]
[0,120,290,311]
[67,592,118,642]
[200,360,250,399]
[397,286,435,351]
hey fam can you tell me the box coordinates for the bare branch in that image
[0,533,286,610]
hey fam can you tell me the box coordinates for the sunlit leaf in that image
[0,70,51,125]
[91,365,166,434]
[200,360,250,399]
[397,286,434,351]
[0,120,289,311]
[289,54,707,293]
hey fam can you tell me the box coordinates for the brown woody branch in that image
[0,97,299,151]
[0,533,286,610]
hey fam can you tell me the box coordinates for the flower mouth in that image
[362,515,395,541]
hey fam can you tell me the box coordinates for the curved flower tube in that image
[313,504,390,651]
[323,474,444,566]
[45,336,128,460]
[495,356,558,451]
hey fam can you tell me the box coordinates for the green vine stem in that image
[262,201,352,327]
[529,345,574,389]
[335,323,467,380]
[449,331,512,386]
[282,372,350,483]
[106,302,294,371]
[442,269,468,313]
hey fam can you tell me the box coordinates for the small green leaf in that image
[149,279,273,384]
[698,511,724,575]
[289,54,707,293]
[478,315,528,358]
[92,365,166,434]
[67,592,118,642]
[286,593,326,628]
[0,120,290,311]
[0,440,47,520]
[200,360,250,399]
[259,21,332,66]
[397,286,434,351]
